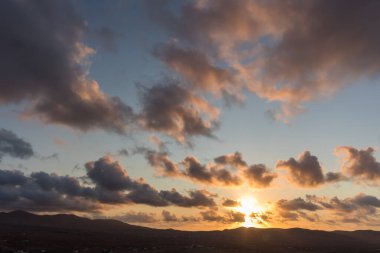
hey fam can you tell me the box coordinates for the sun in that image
[236,196,263,227]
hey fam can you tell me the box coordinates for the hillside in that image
[0,211,379,253]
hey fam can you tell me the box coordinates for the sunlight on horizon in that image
[236,197,264,228]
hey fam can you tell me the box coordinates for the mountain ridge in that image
[0,210,379,252]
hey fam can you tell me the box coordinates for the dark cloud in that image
[325,172,346,183]
[145,150,180,176]
[85,156,217,207]
[153,43,234,96]
[127,183,168,207]
[276,151,325,187]
[200,209,245,223]
[159,189,216,208]
[0,0,133,133]
[162,210,178,222]
[181,156,241,186]
[114,211,157,223]
[336,146,380,184]
[214,152,247,169]
[117,148,129,157]
[0,169,100,212]
[85,156,136,191]
[145,151,278,188]
[269,194,380,224]
[152,0,380,121]
[0,170,27,186]
[222,199,240,207]
[245,164,277,188]
[352,194,380,208]
[138,83,219,143]
[277,198,322,212]
[144,151,242,186]
[308,194,380,219]
[0,129,34,161]
[0,155,219,211]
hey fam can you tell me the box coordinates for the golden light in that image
[236,196,263,227]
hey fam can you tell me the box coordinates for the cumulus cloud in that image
[162,210,178,222]
[0,156,219,212]
[152,0,380,121]
[159,188,216,208]
[200,209,245,223]
[0,129,34,161]
[277,151,329,187]
[114,211,157,223]
[181,156,242,186]
[0,0,133,133]
[272,193,380,225]
[138,83,219,143]
[154,43,235,98]
[0,170,100,212]
[145,151,180,177]
[336,146,380,184]
[144,150,243,186]
[85,156,218,207]
[214,152,247,169]
[245,164,277,188]
[145,150,277,188]
[85,156,137,191]
[277,198,321,212]
[222,199,240,207]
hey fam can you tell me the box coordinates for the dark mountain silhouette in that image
[0,211,379,253]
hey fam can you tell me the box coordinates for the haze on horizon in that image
[1,0,380,232]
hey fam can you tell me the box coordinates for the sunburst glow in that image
[236,197,263,227]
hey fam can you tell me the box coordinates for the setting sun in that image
[236,197,263,227]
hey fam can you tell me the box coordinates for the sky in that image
[1,0,380,231]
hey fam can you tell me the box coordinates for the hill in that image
[0,211,379,253]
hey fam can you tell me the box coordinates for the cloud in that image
[276,151,326,187]
[245,164,277,188]
[213,152,247,169]
[152,0,380,121]
[162,210,178,222]
[117,148,129,157]
[85,156,218,207]
[0,129,34,161]
[222,199,240,207]
[336,146,380,184]
[200,209,245,223]
[145,151,277,188]
[0,170,27,186]
[138,82,219,143]
[114,211,157,223]
[159,189,216,208]
[145,151,180,177]
[271,193,380,224]
[153,43,235,97]
[181,156,242,186]
[325,172,346,183]
[0,169,100,212]
[144,151,243,186]
[277,198,322,212]
[0,156,219,211]
[0,0,133,133]
[85,156,136,191]
[308,194,380,221]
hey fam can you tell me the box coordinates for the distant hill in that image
[0,210,379,253]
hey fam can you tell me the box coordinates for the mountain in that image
[0,211,379,253]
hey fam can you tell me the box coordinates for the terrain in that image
[0,211,379,253]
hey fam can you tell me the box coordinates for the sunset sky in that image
[1,0,380,231]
